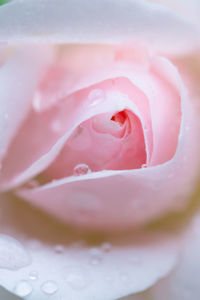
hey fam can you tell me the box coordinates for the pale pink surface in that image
[0,45,197,231]
[0,0,200,299]
[0,0,200,55]
[0,45,52,162]
[0,193,181,300]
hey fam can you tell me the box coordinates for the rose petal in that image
[150,0,200,27]
[0,81,139,190]
[0,47,179,191]
[0,45,53,162]
[149,215,200,300]
[0,193,180,299]
[0,0,199,55]
[15,56,200,231]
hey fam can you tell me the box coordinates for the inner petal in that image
[45,109,146,179]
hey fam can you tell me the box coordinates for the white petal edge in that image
[0,0,199,55]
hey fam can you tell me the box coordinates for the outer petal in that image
[149,215,200,300]
[150,0,200,27]
[0,193,180,300]
[0,45,52,162]
[0,0,199,55]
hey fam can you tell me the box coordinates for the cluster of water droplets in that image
[2,233,142,297]
[14,277,59,297]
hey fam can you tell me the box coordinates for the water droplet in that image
[141,163,147,168]
[0,235,31,270]
[101,242,112,253]
[88,89,104,100]
[14,280,32,297]
[41,280,58,295]
[88,89,104,106]
[29,271,38,281]
[54,245,64,254]
[73,164,91,176]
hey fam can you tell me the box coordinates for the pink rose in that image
[0,1,200,300]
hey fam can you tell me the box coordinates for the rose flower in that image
[0,0,200,300]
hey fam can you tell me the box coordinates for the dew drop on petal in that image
[0,235,31,270]
[41,280,58,295]
[73,164,91,176]
[14,280,32,297]
[88,89,104,101]
[141,163,147,168]
[88,89,104,106]
[29,271,38,281]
